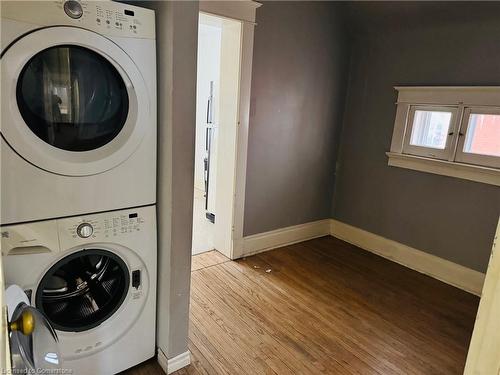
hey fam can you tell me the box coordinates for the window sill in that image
[386,152,500,186]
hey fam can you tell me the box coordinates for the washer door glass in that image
[16,45,129,152]
[36,249,130,332]
[10,303,61,372]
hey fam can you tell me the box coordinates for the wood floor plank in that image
[126,236,479,375]
[191,250,230,271]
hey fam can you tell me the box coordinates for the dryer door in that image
[1,26,150,176]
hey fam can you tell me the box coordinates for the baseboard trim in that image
[240,218,485,296]
[242,219,331,257]
[330,219,485,296]
[157,348,191,374]
[157,348,168,374]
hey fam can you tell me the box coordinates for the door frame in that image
[198,1,261,259]
[464,216,500,375]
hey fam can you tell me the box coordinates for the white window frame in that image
[388,87,500,187]
[455,106,500,169]
[402,105,460,160]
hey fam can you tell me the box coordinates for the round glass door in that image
[10,303,61,372]
[1,26,149,176]
[35,250,130,332]
[17,45,129,152]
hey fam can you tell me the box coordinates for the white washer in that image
[1,205,157,374]
[0,1,156,225]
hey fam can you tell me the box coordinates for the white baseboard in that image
[242,219,331,257]
[157,348,168,374]
[240,218,485,296]
[157,348,191,374]
[330,219,485,296]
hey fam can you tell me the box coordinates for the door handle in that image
[10,310,35,336]
[7,245,51,256]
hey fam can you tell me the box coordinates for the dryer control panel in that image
[1,0,155,39]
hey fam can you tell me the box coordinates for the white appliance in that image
[0,0,157,225]
[1,205,157,374]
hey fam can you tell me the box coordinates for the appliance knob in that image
[77,223,93,238]
[64,0,83,19]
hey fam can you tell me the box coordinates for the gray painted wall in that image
[243,2,349,236]
[141,0,199,360]
[333,3,500,273]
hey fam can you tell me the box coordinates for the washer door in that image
[6,285,61,372]
[10,303,61,372]
[1,26,149,176]
[35,249,130,332]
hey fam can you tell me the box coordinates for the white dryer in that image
[0,1,156,225]
[1,205,157,374]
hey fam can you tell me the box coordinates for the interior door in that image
[1,26,150,176]
[464,218,500,374]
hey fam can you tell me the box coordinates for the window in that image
[455,108,500,168]
[403,106,458,160]
[388,87,500,186]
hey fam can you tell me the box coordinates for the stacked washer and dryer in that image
[1,1,157,374]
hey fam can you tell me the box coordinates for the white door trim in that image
[199,1,261,24]
[198,1,261,260]
[464,217,500,375]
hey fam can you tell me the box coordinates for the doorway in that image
[191,13,242,258]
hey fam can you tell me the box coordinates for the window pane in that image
[409,110,452,149]
[463,113,500,157]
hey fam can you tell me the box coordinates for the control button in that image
[76,223,93,238]
[63,0,83,19]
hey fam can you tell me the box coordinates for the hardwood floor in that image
[191,250,230,271]
[125,236,479,375]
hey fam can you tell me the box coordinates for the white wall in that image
[194,18,221,193]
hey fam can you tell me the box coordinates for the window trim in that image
[389,86,500,186]
[402,105,460,160]
[386,152,500,186]
[455,107,500,169]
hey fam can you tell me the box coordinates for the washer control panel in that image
[62,209,146,244]
[1,1,155,40]
[102,211,145,239]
